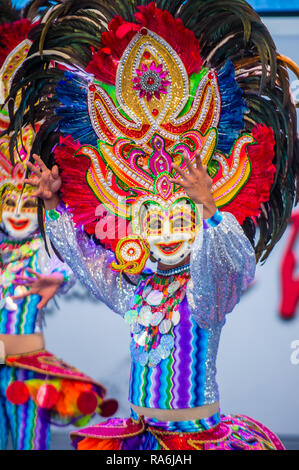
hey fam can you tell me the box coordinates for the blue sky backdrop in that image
[10,0,299,12]
[248,0,299,11]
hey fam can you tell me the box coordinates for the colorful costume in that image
[6,0,299,451]
[0,156,119,451]
[0,13,117,451]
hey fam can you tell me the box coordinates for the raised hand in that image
[12,268,65,309]
[169,150,217,219]
[25,154,61,209]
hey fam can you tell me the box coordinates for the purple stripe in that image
[34,408,50,450]
[171,314,181,408]
[18,398,28,449]
[174,297,193,406]
[6,312,13,334]
[4,306,17,334]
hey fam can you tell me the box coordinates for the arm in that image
[187,210,256,329]
[24,154,137,315]
[45,203,137,316]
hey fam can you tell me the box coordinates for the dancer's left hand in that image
[169,150,217,219]
[12,269,64,309]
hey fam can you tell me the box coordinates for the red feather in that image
[86,3,202,84]
[85,16,139,84]
[222,124,276,224]
[135,2,202,75]
[0,19,34,68]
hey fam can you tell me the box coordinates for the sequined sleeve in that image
[37,241,76,295]
[44,205,137,316]
[187,211,256,329]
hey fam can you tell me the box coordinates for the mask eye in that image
[145,213,163,235]
[172,216,191,229]
[4,198,16,208]
[171,215,194,232]
[139,204,163,236]
[148,218,162,230]
[22,199,37,209]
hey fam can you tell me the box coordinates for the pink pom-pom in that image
[36,384,59,409]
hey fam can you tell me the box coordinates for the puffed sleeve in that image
[44,203,137,316]
[186,210,256,329]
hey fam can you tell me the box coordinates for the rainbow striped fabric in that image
[0,365,50,450]
[0,237,42,334]
[129,295,222,409]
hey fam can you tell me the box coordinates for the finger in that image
[24,177,39,187]
[171,162,187,179]
[182,153,196,175]
[13,275,34,281]
[37,297,49,309]
[12,277,36,284]
[13,276,36,284]
[27,161,41,177]
[195,150,203,170]
[26,268,41,278]
[31,189,42,197]
[52,165,59,179]
[32,154,48,172]
[12,291,33,300]
[169,177,187,188]
[12,281,33,287]
[32,188,51,199]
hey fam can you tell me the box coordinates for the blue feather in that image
[217,60,248,153]
[12,0,57,10]
[55,72,98,146]
[11,0,31,8]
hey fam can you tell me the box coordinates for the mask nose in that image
[14,196,22,217]
[162,217,171,240]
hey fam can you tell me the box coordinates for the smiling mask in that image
[139,198,198,266]
[0,125,38,241]
[1,187,38,240]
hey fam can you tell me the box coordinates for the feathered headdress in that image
[0,5,39,195]
[5,0,299,265]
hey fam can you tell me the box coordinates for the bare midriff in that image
[130,401,219,422]
[0,333,45,356]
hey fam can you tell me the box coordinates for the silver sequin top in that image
[45,206,256,407]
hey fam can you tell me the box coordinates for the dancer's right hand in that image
[25,154,61,209]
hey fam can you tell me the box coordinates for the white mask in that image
[1,190,38,240]
[138,198,202,266]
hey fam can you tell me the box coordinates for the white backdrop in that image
[44,18,299,437]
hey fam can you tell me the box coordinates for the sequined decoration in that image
[0,39,32,107]
[88,28,221,151]
[111,236,150,275]
[132,60,170,102]
[125,270,190,367]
